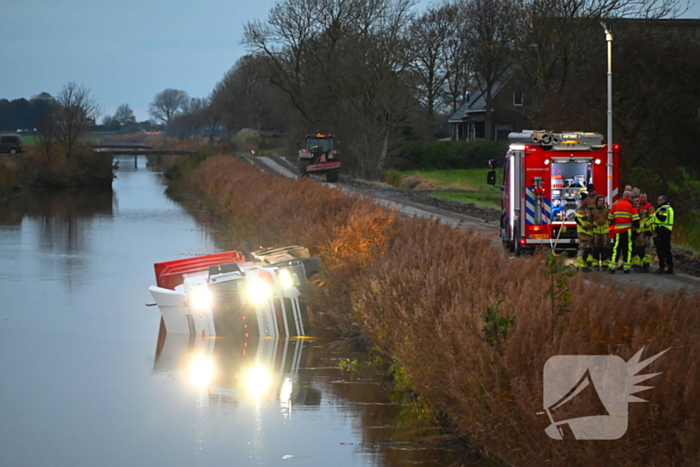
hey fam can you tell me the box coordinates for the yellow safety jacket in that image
[575,204,594,234]
[589,201,610,235]
[636,202,655,233]
[654,203,674,231]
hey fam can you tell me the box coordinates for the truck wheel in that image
[9,148,17,155]
[501,216,514,252]
[326,169,339,183]
[513,221,524,256]
[298,160,309,178]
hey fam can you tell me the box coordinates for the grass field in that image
[18,135,38,146]
[392,169,502,210]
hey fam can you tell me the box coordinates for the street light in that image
[601,21,614,205]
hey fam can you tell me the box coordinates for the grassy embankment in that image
[0,147,115,193]
[185,154,700,466]
[0,133,206,195]
[386,168,501,210]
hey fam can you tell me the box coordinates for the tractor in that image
[297,133,341,183]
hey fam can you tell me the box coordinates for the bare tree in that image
[113,103,136,126]
[170,97,212,139]
[443,4,472,115]
[36,111,59,161]
[242,0,418,178]
[408,2,461,137]
[51,82,101,158]
[148,88,189,126]
[461,0,516,141]
[510,0,688,125]
[210,55,290,132]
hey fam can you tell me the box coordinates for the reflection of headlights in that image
[280,377,293,403]
[246,277,271,303]
[243,365,273,397]
[277,269,295,289]
[189,286,212,311]
[188,355,214,388]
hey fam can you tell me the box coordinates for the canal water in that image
[0,156,474,467]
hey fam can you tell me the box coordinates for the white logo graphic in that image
[542,347,669,440]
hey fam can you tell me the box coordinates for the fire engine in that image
[486,130,620,255]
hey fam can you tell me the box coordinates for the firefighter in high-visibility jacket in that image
[574,193,594,272]
[653,195,674,274]
[607,190,640,274]
[632,192,655,272]
[589,194,610,270]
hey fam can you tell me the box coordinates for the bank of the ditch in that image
[185,155,700,466]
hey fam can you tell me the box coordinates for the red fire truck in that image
[487,130,620,255]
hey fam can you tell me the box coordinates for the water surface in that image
[0,156,474,466]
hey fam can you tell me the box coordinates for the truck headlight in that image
[189,286,212,311]
[246,276,271,303]
[277,268,295,289]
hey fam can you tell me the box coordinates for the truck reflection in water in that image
[150,324,478,465]
[152,323,320,409]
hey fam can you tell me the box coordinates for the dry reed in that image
[189,155,700,466]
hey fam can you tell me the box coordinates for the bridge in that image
[90,144,197,156]
[90,144,198,167]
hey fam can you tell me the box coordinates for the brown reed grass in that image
[188,155,700,466]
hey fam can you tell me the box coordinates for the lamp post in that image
[601,21,614,205]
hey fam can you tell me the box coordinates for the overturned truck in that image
[148,246,321,338]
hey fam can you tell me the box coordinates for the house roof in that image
[448,80,507,123]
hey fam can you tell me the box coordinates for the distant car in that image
[0,134,24,155]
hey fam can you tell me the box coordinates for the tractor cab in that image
[307,135,334,154]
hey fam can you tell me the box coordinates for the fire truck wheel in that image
[513,222,524,256]
[502,236,514,252]
[501,215,514,252]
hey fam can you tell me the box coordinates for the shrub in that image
[388,141,509,171]
[384,169,403,188]
[15,145,116,189]
[0,157,19,194]
[234,128,261,152]
[162,147,213,182]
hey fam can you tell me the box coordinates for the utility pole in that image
[601,22,614,205]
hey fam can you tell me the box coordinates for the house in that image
[449,77,532,141]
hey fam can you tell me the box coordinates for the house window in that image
[513,91,523,106]
[496,122,513,141]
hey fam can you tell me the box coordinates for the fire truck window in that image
[550,162,591,221]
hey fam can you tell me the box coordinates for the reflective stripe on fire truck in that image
[525,187,552,224]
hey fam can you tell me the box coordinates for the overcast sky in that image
[3,0,699,123]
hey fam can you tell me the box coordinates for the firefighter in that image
[632,192,655,272]
[589,194,610,270]
[653,195,674,274]
[629,188,641,260]
[575,193,594,272]
[586,183,599,199]
[607,191,640,274]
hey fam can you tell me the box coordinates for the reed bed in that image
[189,155,700,466]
